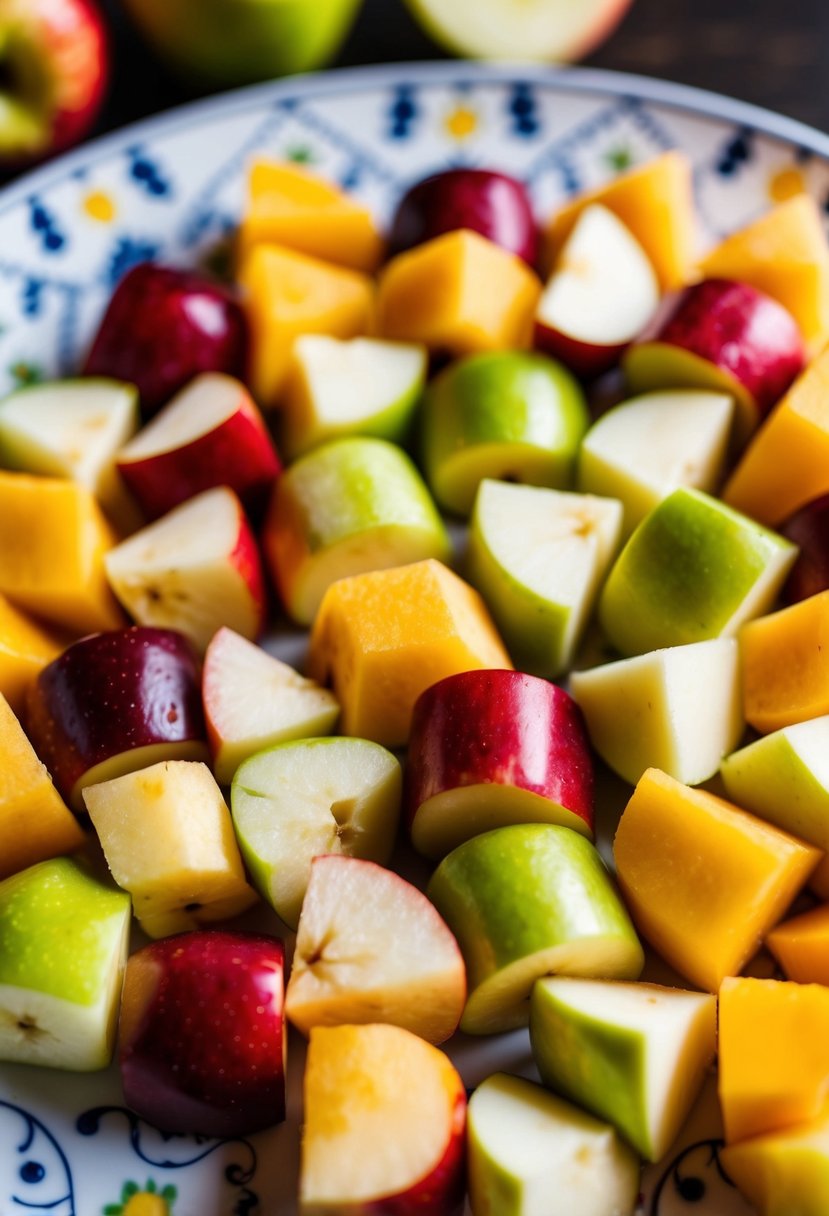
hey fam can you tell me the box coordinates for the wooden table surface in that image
[98,0,827,138]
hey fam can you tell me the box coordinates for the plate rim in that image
[0,59,827,220]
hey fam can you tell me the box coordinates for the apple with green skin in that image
[230,736,401,930]
[0,857,130,1071]
[721,1106,829,1216]
[467,478,623,677]
[624,279,805,443]
[570,638,744,787]
[263,436,451,627]
[282,336,428,460]
[388,168,538,266]
[530,977,717,1161]
[119,929,286,1137]
[83,760,258,939]
[406,669,595,861]
[202,626,339,786]
[0,0,108,168]
[421,350,590,516]
[116,372,281,521]
[780,494,829,604]
[25,626,208,810]
[577,389,734,538]
[427,823,644,1035]
[0,378,139,528]
[597,486,797,656]
[535,203,660,379]
[720,715,829,850]
[402,0,632,61]
[468,1072,640,1216]
[286,854,466,1044]
[301,1023,466,1216]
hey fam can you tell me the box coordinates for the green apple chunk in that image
[530,977,717,1161]
[0,857,131,1070]
[264,436,451,626]
[427,824,643,1035]
[467,479,623,677]
[577,390,734,538]
[0,378,140,524]
[598,486,797,656]
[720,716,829,850]
[282,336,428,459]
[721,1105,829,1216]
[421,351,590,516]
[468,1072,640,1216]
[570,638,744,786]
[231,737,401,929]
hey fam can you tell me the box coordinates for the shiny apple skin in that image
[657,278,805,418]
[780,494,829,604]
[405,669,594,834]
[534,323,629,380]
[388,169,538,267]
[26,626,206,803]
[367,1089,466,1216]
[84,263,249,417]
[120,930,286,1137]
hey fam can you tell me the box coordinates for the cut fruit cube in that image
[0,594,59,715]
[740,590,829,734]
[767,904,829,986]
[721,1103,829,1216]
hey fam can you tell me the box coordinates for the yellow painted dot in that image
[445,106,478,140]
[123,1194,169,1216]
[769,167,807,203]
[83,190,117,223]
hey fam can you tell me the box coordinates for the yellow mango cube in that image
[239,243,374,408]
[0,692,84,880]
[0,471,123,634]
[0,594,59,714]
[544,150,695,290]
[740,591,829,734]
[613,768,819,992]
[767,903,829,986]
[721,1102,829,1216]
[719,977,829,1143]
[307,558,512,747]
[723,346,829,525]
[376,229,541,356]
[239,159,383,272]
[700,194,829,348]
[811,854,829,899]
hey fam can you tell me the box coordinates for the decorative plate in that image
[1,60,827,1216]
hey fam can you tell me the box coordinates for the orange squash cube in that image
[239,159,383,273]
[723,346,829,525]
[376,229,541,356]
[0,471,123,635]
[544,150,695,291]
[721,1103,829,1216]
[613,768,819,992]
[0,692,84,880]
[239,243,374,408]
[740,591,829,734]
[767,903,829,986]
[0,594,60,715]
[307,558,512,748]
[719,977,829,1143]
[700,194,829,349]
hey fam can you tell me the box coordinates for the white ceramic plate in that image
[2,60,827,1216]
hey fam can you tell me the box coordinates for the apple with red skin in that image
[116,372,281,520]
[406,669,594,860]
[84,263,249,418]
[119,929,286,1137]
[26,626,208,810]
[625,278,805,439]
[779,494,829,604]
[0,0,108,170]
[388,168,538,267]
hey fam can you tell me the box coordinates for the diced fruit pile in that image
[3,150,829,1215]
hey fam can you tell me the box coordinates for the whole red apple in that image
[406,668,594,859]
[119,929,286,1137]
[780,493,829,604]
[388,168,539,266]
[0,0,108,169]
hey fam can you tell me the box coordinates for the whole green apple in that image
[121,0,364,87]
